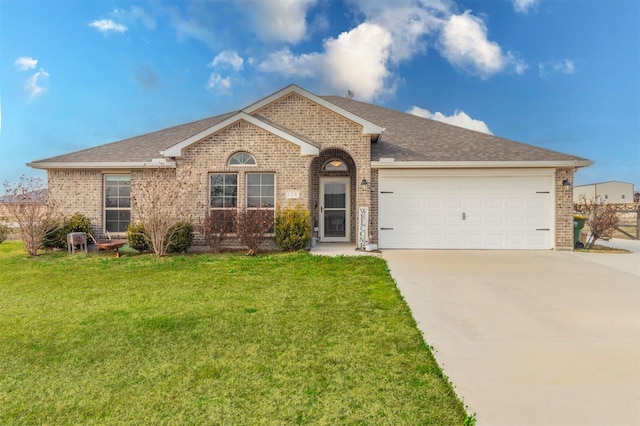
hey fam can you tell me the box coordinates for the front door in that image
[320,177,350,242]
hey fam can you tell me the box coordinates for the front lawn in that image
[0,242,467,424]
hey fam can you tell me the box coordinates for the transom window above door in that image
[229,152,256,165]
[323,159,348,171]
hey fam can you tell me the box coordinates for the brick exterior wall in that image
[47,169,105,237]
[555,167,575,250]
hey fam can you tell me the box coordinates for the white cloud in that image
[205,73,232,93]
[211,51,244,71]
[258,2,526,100]
[323,23,395,101]
[249,0,318,44]
[114,6,156,29]
[25,68,50,100]
[258,48,320,77]
[539,59,577,77]
[258,23,394,101]
[513,0,540,14]
[90,19,127,33]
[14,57,38,71]
[407,106,492,134]
[438,11,527,78]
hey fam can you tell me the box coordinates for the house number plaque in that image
[285,190,300,199]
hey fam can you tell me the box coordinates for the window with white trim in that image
[104,175,131,233]
[247,173,275,231]
[247,173,274,209]
[210,173,238,208]
[210,173,238,231]
[229,152,256,165]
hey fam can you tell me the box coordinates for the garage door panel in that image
[379,172,554,249]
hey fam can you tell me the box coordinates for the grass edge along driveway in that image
[0,242,469,425]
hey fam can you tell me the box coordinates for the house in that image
[28,84,592,250]
[574,181,635,204]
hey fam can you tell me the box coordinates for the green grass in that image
[0,241,467,425]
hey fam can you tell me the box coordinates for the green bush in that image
[127,222,152,252]
[41,219,65,249]
[41,213,92,249]
[0,223,10,244]
[167,221,195,253]
[274,205,311,251]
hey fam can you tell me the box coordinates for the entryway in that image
[319,177,350,242]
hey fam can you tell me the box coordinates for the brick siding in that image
[555,168,575,250]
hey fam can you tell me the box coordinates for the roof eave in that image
[371,160,594,169]
[27,160,176,170]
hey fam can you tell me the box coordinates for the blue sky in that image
[1,0,639,191]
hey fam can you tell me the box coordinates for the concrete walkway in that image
[383,250,640,426]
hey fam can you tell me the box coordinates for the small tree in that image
[236,208,273,255]
[200,209,235,253]
[2,176,59,256]
[131,168,191,256]
[274,205,311,251]
[574,195,620,249]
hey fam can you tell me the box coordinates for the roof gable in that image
[244,84,385,136]
[161,111,319,158]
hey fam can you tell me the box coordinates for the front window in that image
[247,173,275,231]
[210,174,238,208]
[210,173,238,231]
[105,175,131,233]
[247,173,274,208]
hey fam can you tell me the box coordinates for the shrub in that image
[274,205,311,251]
[41,213,93,250]
[0,223,10,244]
[41,219,65,249]
[236,208,273,255]
[127,222,152,252]
[200,210,236,253]
[167,221,195,253]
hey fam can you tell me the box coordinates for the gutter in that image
[371,160,594,169]
[26,160,177,170]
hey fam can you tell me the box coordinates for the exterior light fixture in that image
[361,178,368,189]
[562,179,571,187]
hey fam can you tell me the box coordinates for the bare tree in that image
[574,195,620,249]
[131,167,193,256]
[2,176,59,256]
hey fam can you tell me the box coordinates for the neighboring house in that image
[574,181,635,204]
[28,84,592,250]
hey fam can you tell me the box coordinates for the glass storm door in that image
[320,177,350,242]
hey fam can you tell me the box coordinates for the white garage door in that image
[378,169,555,249]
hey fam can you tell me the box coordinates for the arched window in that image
[229,152,256,165]
[323,159,347,171]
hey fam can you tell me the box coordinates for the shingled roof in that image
[29,111,237,165]
[29,88,589,168]
[323,96,589,163]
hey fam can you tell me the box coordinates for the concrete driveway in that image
[383,250,640,426]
